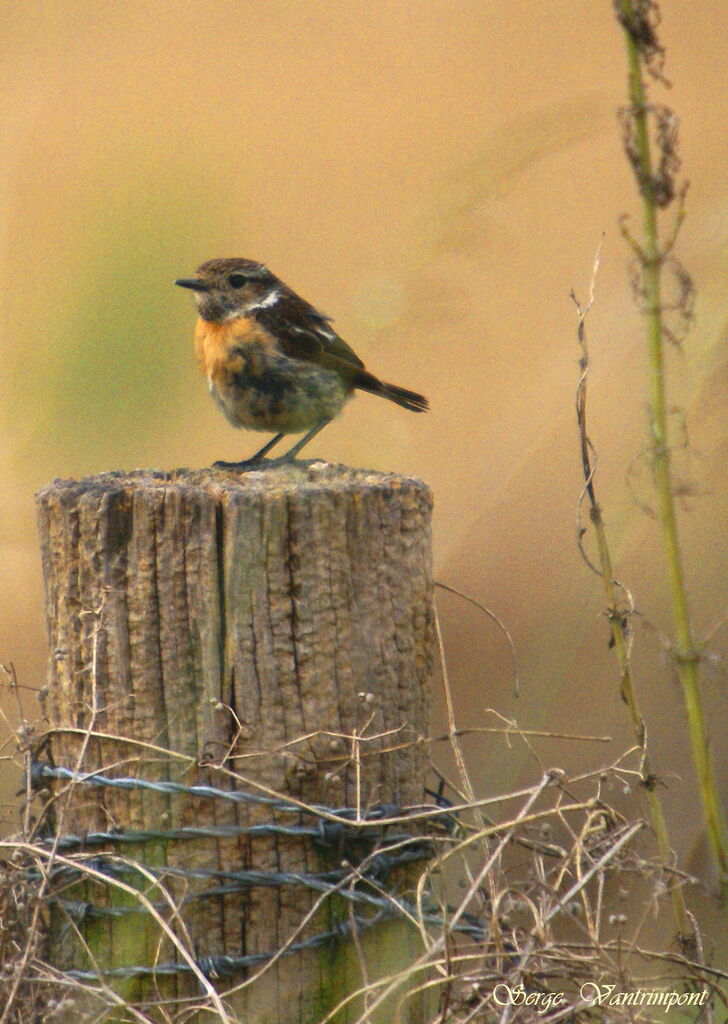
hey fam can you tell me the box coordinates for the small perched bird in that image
[175,258,428,468]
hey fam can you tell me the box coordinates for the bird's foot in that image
[213,455,296,472]
[213,457,268,471]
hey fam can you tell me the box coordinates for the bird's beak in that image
[175,278,211,292]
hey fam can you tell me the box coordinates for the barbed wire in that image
[25,759,465,985]
[62,911,394,982]
[32,762,415,822]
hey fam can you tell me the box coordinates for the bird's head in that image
[175,258,279,321]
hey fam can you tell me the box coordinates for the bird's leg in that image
[213,419,332,472]
[213,432,285,470]
[260,418,332,466]
[217,419,331,472]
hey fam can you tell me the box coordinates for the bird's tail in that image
[354,372,429,412]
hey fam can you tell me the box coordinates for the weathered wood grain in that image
[36,462,433,1022]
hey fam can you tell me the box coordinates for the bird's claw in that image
[213,457,267,471]
[213,456,294,472]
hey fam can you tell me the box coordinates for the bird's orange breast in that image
[194,316,272,385]
[193,313,351,433]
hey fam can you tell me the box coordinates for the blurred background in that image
[1,0,727,941]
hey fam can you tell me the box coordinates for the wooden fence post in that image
[36,464,434,1022]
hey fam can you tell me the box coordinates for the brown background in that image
[2,0,727,934]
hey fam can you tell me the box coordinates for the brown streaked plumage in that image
[176,258,428,469]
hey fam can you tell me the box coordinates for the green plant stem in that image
[618,0,728,894]
[576,285,692,940]
[595,507,692,940]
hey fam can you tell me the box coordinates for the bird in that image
[175,258,428,469]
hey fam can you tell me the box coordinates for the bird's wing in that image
[253,289,366,374]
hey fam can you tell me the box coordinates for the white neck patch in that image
[246,287,281,313]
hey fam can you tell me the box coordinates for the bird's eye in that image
[228,273,248,288]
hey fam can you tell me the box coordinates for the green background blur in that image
[2,0,727,936]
